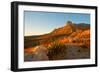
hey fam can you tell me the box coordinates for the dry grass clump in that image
[47,42,67,60]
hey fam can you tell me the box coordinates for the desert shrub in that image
[47,42,67,60]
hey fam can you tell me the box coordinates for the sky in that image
[24,11,90,36]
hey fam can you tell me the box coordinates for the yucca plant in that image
[47,41,67,60]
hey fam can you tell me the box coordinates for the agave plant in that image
[47,41,67,60]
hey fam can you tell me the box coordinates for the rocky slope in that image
[24,21,90,61]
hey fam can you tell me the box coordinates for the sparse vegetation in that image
[47,41,67,60]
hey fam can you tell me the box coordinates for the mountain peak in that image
[50,21,76,36]
[65,21,73,26]
[65,21,76,32]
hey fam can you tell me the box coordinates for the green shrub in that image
[47,42,67,60]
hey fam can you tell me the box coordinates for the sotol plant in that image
[47,42,67,60]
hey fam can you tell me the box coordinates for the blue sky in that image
[24,11,90,36]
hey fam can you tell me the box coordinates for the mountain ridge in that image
[24,21,90,49]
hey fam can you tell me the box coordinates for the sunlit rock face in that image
[24,46,49,61]
[33,45,49,61]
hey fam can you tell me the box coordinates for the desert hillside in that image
[24,21,90,61]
